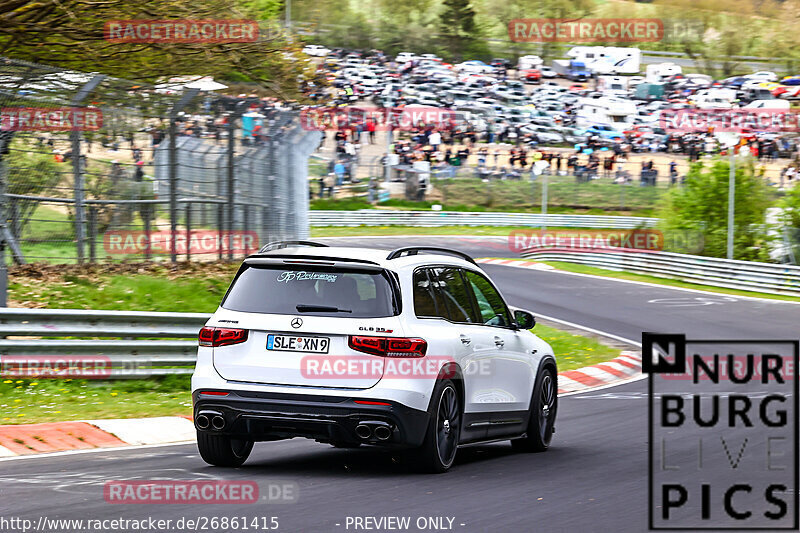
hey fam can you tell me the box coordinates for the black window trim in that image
[411,265,517,329]
[412,265,476,325]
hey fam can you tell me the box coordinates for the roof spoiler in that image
[258,240,328,254]
[386,246,476,265]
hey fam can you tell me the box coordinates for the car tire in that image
[411,379,462,473]
[197,431,254,467]
[512,365,557,453]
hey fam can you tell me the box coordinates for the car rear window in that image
[221,265,398,318]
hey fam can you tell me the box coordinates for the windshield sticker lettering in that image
[277,271,338,283]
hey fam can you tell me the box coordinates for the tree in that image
[0,0,307,98]
[779,184,800,262]
[659,159,773,261]
[439,0,478,61]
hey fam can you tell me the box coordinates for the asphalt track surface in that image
[1,236,798,533]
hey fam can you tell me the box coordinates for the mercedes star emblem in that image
[291,317,303,329]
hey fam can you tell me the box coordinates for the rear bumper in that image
[192,389,430,448]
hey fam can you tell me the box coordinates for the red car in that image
[519,69,541,82]
[773,85,800,99]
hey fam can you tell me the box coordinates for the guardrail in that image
[520,249,800,296]
[310,210,658,229]
[0,309,211,378]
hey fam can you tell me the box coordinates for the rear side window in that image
[430,268,478,324]
[413,269,442,318]
[222,265,398,318]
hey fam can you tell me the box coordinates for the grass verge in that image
[1,262,625,424]
[0,324,618,424]
[310,195,656,217]
[0,376,192,424]
[540,261,800,303]
[312,225,538,237]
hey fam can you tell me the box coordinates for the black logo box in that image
[645,333,799,531]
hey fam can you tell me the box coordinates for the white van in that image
[645,63,682,83]
[517,55,543,70]
[744,99,789,110]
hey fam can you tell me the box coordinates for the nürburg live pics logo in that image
[645,332,799,529]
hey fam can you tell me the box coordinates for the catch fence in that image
[0,56,321,281]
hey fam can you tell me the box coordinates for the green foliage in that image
[0,0,309,97]
[658,159,773,260]
[5,142,62,195]
[439,0,479,61]
[779,183,800,260]
[310,197,373,210]
[781,184,800,230]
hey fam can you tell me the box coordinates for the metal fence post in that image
[167,88,199,263]
[185,202,192,262]
[227,115,235,260]
[70,75,106,264]
[0,133,10,307]
[727,150,736,260]
[88,207,96,262]
[143,206,152,262]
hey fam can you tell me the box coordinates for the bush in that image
[658,159,773,261]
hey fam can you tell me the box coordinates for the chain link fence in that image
[0,57,321,276]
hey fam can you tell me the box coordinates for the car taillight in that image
[198,327,248,347]
[348,336,427,358]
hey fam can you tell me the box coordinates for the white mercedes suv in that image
[192,242,557,472]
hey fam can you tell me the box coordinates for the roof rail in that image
[258,241,329,254]
[386,246,477,265]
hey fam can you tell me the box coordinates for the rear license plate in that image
[267,334,330,354]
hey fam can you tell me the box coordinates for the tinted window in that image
[413,269,444,318]
[463,270,511,327]
[431,268,478,323]
[222,265,397,318]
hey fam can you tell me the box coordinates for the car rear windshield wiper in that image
[295,304,352,313]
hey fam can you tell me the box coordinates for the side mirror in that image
[514,309,536,330]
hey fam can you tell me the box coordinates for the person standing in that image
[429,129,441,152]
[334,160,346,186]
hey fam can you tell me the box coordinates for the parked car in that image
[519,69,542,83]
[539,66,557,79]
[302,45,331,57]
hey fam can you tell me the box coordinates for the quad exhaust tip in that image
[195,414,210,430]
[355,424,372,439]
[211,415,226,430]
[373,425,392,441]
[355,422,393,441]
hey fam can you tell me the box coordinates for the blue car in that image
[578,125,624,141]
